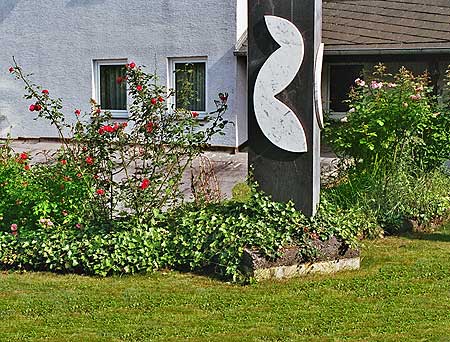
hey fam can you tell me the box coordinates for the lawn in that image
[1,224,450,342]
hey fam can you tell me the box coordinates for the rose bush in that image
[7,61,229,228]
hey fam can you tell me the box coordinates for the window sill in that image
[105,110,128,119]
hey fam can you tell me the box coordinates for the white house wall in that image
[0,0,239,147]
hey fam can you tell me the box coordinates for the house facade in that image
[236,0,450,125]
[2,0,450,149]
[0,0,247,147]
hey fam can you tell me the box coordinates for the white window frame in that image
[167,57,208,118]
[326,62,366,120]
[92,59,128,119]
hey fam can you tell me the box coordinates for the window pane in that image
[329,65,363,112]
[100,65,126,110]
[175,62,206,112]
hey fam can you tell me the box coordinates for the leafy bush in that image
[325,166,450,234]
[324,64,450,234]
[0,140,92,233]
[325,64,450,171]
[0,184,369,281]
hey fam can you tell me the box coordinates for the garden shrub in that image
[324,64,450,233]
[0,140,92,233]
[325,64,450,171]
[325,166,450,234]
[6,61,229,228]
[0,184,369,281]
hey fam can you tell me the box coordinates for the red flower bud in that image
[136,85,143,92]
[60,159,67,165]
[96,189,105,196]
[74,109,81,115]
[129,62,136,69]
[20,152,28,160]
[151,98,157,105]
[9,67,14,73]
[96,108,101,114]
[122,122,128,128]
[29,104,35,111]
[85,156,94,165]
[24,165,30,171]
[140,178,150,190]
[158,96,164,102]
[146,122,154,133]
[42,89,49,94]
[34,104,42,111]
[192,111,199,118]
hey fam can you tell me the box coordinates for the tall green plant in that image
[325,64,449,171]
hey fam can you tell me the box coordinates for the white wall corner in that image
[236,0,248,41]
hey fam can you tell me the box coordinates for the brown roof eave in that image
[325,47,450,56]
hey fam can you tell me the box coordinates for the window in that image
[169,58,207,114]
[328,64,364,113]
[93,59,127,118]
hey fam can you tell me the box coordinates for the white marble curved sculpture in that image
[253,15,307,153]
[315,43,325,129]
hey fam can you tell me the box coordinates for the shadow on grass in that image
[401,225,450,243]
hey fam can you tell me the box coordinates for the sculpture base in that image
[241,237,360,281]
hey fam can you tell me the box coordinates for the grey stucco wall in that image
[0,0,240,147]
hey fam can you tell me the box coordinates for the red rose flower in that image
[85,156,94,165]
[34,104,42,111]
[146,122,154,133]
[24,165,30,171]
[98,127,105,135]
[9,67,14,73]
[140,178,150,190]
[74,109,81,115]
[29,104,35,111]
[76,173,82,178]
[96,189,105,196]
[20,152,28,160]
[158,96,164,102]
[192,111,199,118]
[96,108,101,114]
[10,224,18,236]
[42,89,49,94]
[136,85,143,92]
[129,62,136,69]
[122,122,128,128]
[60,159,67,165]
[150,98,157,105]
[219,93,228,103]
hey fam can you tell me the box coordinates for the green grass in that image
[2,224,450,341]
